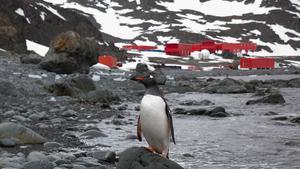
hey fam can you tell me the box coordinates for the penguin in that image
[131,73,176,158]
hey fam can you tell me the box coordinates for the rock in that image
[173,108,207,115]
[0,80,19,97]
[44,142,63,150]
[179,99,214,106]
[40,31,100,74]
[0,137,22,147]
[27,151,48,161]
[29,111,48,120]
[46,74,96,98]
[288,78,300,87]
[20,52,43,64]
[290,117,300,124]
[85,89,120,103]
[271,116,289,121]
[0,122,47,146]
[203,78,247,93]
[87,151,116,163]
[246,93,286,105]
[264,111,279,116]
[22,159,54,169]
[182,153,194,158]
[54,159,71,166]
[125,134,138,140]
[62,110,78,117]
[80,130,108,139]
[116,147,183,169]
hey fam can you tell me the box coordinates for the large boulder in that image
[46,74,119,103]
[203,78,248,94]
[246,93,286,105]
[20,52,43,64]
[40,31,100,74]
[0,122,47,147]
[116,147,183,169]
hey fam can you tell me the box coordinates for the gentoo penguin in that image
[131,73,176,158]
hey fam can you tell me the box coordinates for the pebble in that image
[80,130,108,139]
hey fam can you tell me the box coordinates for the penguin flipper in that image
[164,99,176,144]
[137,115,142,142]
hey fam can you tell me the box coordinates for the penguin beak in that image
[130,75,145,81]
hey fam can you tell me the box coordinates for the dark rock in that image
[44,142,63,150]
[125,134,138,140]
[88,151,116,163]
[203,78,247,94]
[62,110,78,117]
[173,108,207,115]
[0,80,19,97]
[40,31,100,74]
[0,122,47,146]
[80,130,108,139]
[20,52,43,64]
[22,160,54,169]
[290,117,300,124]
[182,153,194,158]
[116,147,183,169]
[288,78,300,87]
[179,99,214,106]
[206,107,230,117]
[246,93,286,105]
[55,159,71,166]
[46,74,96,98]
[264,111,279,116]
[284,140,300,147]
[85,89,120,103]
[271,116,289,121]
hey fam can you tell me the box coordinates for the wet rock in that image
[27,151,47,161]
[246,93,286,105]
[173,108,206,115]
[22,159,54,169]
[0,122,47,146]
[54,159,71,166]
[182,153,194,158]
[117,147,183,169]
[179,99,214,106]
[62,110,78,117]
[0,80,19,97]
[125,134,138,140]
[203,78,247,93]
[87,151,116,163]
[44,142,63,150]
[46,74,96,98]
[40,31,100,74]
[264,111,279,116]
[288,78,300,87]
[20,52,43,64]
[80,130,108,139]
[271,116,289,121]
[29,111,48,120]
[85,89,120,103]
[290,117,300,124]
[206,107,230,117]
[111,119,126,125]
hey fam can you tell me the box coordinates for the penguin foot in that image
[145,146,155,153]
[162,149,169,159]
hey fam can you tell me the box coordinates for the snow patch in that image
[40,11,47,21]
[26,40,49,56]
[269,24,300,42]
[158,0,279,16]
[15,8,25,16]
[37,3,66,20]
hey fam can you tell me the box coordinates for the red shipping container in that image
[98,55,117,68]
[240,58,275,69]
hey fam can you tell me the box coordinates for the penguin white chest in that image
[140,94,169,151]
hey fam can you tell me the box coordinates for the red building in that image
[240,58,275,69]
[165,40,257,56]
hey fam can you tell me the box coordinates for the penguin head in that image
[130,73,157,87]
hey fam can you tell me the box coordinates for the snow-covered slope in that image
[1,0,300,56]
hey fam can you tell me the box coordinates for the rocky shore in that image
[0,50,300,169]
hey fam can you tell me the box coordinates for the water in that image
[81,87,300,169]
